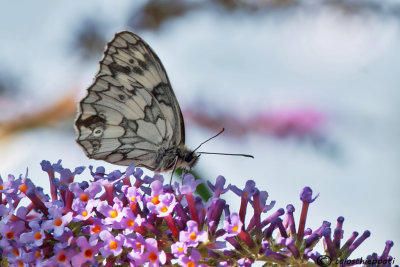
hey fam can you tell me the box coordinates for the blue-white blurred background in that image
[0,0,399,260]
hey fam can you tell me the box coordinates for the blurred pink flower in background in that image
[184,106,326,139]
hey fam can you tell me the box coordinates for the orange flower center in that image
[151,195,160,205]
[57,253,67,263]
[91,225,101,234]
[84,249,93,258]
[160,206,168,213]
[187,260,195,267]
[126,219,135,227]
[109,210,118,218]
[82,211,88,217]
[178,247,184,252]
[12,248,19,256]
[232,225,239,232]
[6,231,14,239]
[109,241,118,250]
[147,251,158,263]
[136,242,142,250]
[19,183,28,193]
[34,231,42,240]
[53,218,63,227]
[189,232,197,241]
[34,251,42,258]
[80,194,89,202]
[131,196,136,202]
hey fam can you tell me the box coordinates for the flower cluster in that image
[0,160,396,266]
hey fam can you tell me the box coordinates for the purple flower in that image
[128,237,166,266]
[257,191,276,213]
[230,180,257,200]
[144,238,167,267]
[179,220,208,247]
[72,198,100,221]
[126,233,146,256]
[70,181,102,209]
[117,208,144,234]
[141,173,164,186]
[0,221,15,243]
[0,220,25,246]
[177,249,201,267]
[15,206,42,223]
[176,173,202,195]
[19,221,45,246]
[99,230,125,257]
[300,187,319,203]
[171,241,188,257]
[123,163,136,177]
[97,197,125,224]
[146,180,177,217]
[147,191,177,217]
[88,165,105,180]
[40,159,62,173]
[21,248,45,266]
[0,204,14,224]
[71,236,102,266]
[42,207,73,237]
[44,243,75,267]
[146,180,164,200]
[59,165,84,185]
[122,185,143,204]
[86,218,110,245]
[104,169,123,181]
[1,174,23,202]
[223,212,243,237]
[207,175,230,197]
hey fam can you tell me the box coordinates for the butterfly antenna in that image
[197,151,254,158]
[194,128,254,158]
[193,128,225,152]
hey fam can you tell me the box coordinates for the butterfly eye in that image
[184,152,194,163]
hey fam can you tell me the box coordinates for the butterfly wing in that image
[75,31,185,170]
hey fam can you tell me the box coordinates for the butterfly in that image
[75,31,199,172]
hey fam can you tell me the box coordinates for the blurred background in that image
[0,0,399,260]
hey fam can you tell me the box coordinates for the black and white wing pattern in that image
[75,31,198,171]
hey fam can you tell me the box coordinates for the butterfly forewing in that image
[75,31,190,170]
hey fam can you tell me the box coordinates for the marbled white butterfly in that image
[75,31,198,172]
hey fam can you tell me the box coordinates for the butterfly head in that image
[178,149,199,170]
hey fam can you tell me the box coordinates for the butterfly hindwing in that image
[75,31,185,170]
